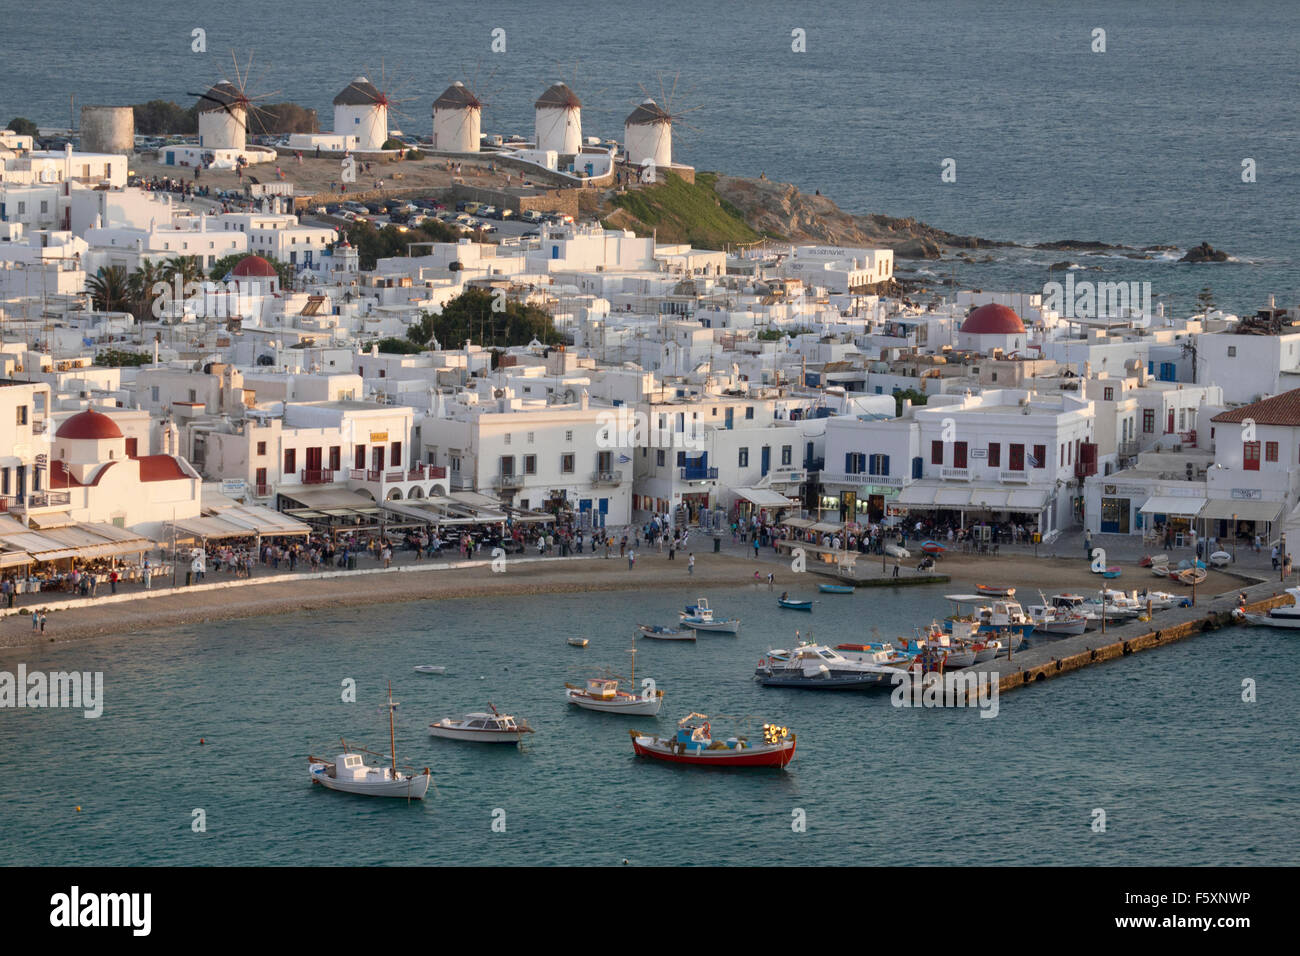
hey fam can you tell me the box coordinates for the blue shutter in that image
[845,452,854,474]
[912,456,923,479]
[882,455,890,477]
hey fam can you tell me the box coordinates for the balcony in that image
[300,468,335,485]
[999,470,1031,483]
[1074,459,1098,479]
[406,464,446,481]
[254,483,271,498]
[591,470,623,485]
[941,467,970,480]
[18,490,71,509]
[821,471,901,487]
[1118,441,1139,459]
[495,474,527,489]
[680,466,719,481]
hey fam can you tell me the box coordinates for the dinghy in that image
[818,583,856,594]
[637,624,696,641]
[777,593,813,611]
[568,638,589,647]
[1209,550,1232,567]
[413,665,447,675]
[309,682,431,800]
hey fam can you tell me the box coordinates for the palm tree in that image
[86,265,130,313]
[163,255,203,287]
[128,259,168,321]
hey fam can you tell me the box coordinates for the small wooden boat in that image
[884,543,911,559]
[1101,567,1122,579]
[976,584,1016,598]
[413,665,447,674]
[566,677,663,715]
[1139,553,1168,568]
[628,713,795,768]
[818,583,855,594]
[1209,550,1232,567]
[637,624,696,641]
[1151,564,1171,577]
[920,540,947,555]
[777,595,814,611]
[679,598,741,633]
[430,704,534,744]
[1178,567,1208,586]
[568,638,589,647]
[309,683,431,799]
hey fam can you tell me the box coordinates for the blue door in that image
[724,408,734,429]
[760,446,770,476]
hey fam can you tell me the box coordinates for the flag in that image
[618,454,631,463]
[1028,454,1041,468]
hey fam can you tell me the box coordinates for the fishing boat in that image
[756,641,899,689]
[920,540,947,555]
[1209,550,1232,567]
[884,543,911,559]
[975,584,1016,598]
[429,704,534,744]
[1178,567,1208,586]
[1101,567,1122,579]
[413,665,447,674]
[565,637,663,715]
[1151,563,1171,577]
[679,598,741,633]
[636,624,696,641]
[1237,587,1300,628]
[308,682,432,800]
[944,595,1035,640]
[835,642,913,667]
[1025,593,1089,635]
[628,713,795,768]
[818,583,856,594]
[777,592,813,611]
[895,622,980,668]
[1139,553,1168,568]
[568,638,589,647]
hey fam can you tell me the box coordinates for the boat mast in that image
[388,680,397,775]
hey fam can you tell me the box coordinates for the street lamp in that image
[1232,513,1237,561]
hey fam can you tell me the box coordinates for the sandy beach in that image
[0,544,1262,652]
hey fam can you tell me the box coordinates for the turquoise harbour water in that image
[1,584,1296,866]
[3,0,1298,312]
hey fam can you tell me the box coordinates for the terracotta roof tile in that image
[1211,388,1300,426]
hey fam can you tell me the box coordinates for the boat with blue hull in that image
[818,584,855,594]
[778,592,813,611]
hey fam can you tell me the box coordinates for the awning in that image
[1139,495,1206,517]
[733,487,796,508]
[0,550,33,568]
[278,488,379,510]
[27,511,75,530]
[810,521,843,534]
[1007,488,1050,511]
[897,484,939,507]
[781,517,815,529]
[0,522,154,561]
[1200,498,1283,523]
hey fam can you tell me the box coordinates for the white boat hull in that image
[1242,613,1300,629]
[309,763,431,799]
[565,688,663,715]
[429,725,530,744]
[681,619,740,634]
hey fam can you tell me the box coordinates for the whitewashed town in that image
[1,70,1297,641]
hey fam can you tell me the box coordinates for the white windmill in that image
[332,76,390,151]
[623,74,702,180]
[432,81,482,153]
[534,82,582,155]
[190,52,280,152]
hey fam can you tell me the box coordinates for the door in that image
[372,446,385,472]
[724,407,734,430]
[760,446,770,476]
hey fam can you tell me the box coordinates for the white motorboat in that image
[1025,601,1090,636]
[430,704,534,744]
[568,638,589,647]
[884,543,911,559]
[413,665,447,674]
[1209,550,1232,567]
[309,683,432,799]
[756,642,900,690]
[679,598,741,633]
[1238,587,1300,629]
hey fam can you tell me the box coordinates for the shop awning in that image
[897,484,939,507]
[1139,495,1206,517]
[781,517,815,529]
[0,550,33,568]
[0,522,154,561]
[810,521,844,534]
[1200,498,1283,523]
[1007,488,1050,511]
[733,487,796,508]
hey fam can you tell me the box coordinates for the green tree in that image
[1196,286,1216,315]
[95,348,152,367]
[893,388,928,417]
[370,336,425,355]
[163,255,204,286]
[407,289,563,350]
[128,259,168,321]
[346,219,459,270]
[130,101,198,135]
[86,265,131,312]
[6,117,38,137]
[208,252,294,288]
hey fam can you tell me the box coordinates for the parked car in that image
[520,210,543,224]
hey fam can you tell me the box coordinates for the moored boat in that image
[413,665,447,674]
[818,583,856,594]
[629,713,795,768]
[430,704,534,744]
[777,592,813,611]
[637,624,695,641]
[566,677,663,715]
[679,598,741,633]
[568,638,589,647]
[308,682,431,799]
[756,641,898,689]
[975,584,1016,598]
[1236,588,1300,628]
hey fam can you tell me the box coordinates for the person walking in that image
[39,612,46,633]
[627,550,635,571]
[1084,529,1093,560]
[687,553,695,576]
[1,578,11,609]
[1272,545,1280,571]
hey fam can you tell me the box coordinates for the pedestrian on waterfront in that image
[1285,556,1293,579]
[668,541,675,561]
[1084,529,1093,559]
[109,569,118,594]
[688,553,695,575]
[39,612,46,633]
[628,550,635,571]
[32,610,39,631]
[1,578,11,609]
[892,560,900,579]
[1272,545,1279,570]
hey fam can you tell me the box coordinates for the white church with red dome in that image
[956,302,1030,355]
[47,408,202,536]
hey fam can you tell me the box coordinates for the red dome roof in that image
[961,303,1025,335]
[56,408,123,440]
[230,255,278,278]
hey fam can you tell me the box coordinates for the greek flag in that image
[1028,453,1042,467]
[618,454,631,463]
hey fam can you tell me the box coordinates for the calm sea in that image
[1,0,1297,312]
[1,583,1295,866]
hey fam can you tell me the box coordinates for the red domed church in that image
[956,302,1028,354]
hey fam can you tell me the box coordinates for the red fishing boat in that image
[628,713,795,768]
[975,584,1016,598]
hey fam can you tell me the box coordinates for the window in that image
[255,467,267,489]
[781,445,792,466]
[1228,346,1237,357]
[15,406,28,425]
[597,451,612,472]
[561,453,575,474]
[500,456,515,476]
[1104,387,1114,401]
[1244,441,1261,471]
[677,451,687,467]
[745,407,754,420]
[953,441,967,469]
[1265,441,1278,463]
[355,445,366,470]
[988,443,1001,467]
[565,430,573,442]
[930,440,943,465]
[329,446,341,471]
[738,448,749,467]
[524,454,536,475]
[391,442,401,467]
[151,386,160,402]
[1009,444,1025,471]
[869,453,890,476]
[256,441,267,456]
[1032,444,1046,469]
[845,453,864,474]
[503,433,511,445]
[284,448,296,475]
[1143,409,1155,433]
[527,432,535,444]
[656,449,665,466]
